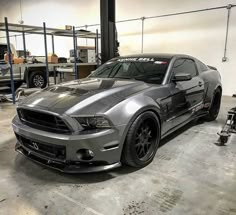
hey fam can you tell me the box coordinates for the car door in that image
[168,58,205,128]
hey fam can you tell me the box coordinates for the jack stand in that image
[216,131,230,146]
[216,107,236,146]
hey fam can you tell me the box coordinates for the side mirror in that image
[172,73,192,82]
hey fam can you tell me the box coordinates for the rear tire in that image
[205,88,222,121]
[28,71,47,88]
[122,111,160,168]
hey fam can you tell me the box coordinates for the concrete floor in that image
[0,96,236,215]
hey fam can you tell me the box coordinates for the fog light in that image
[76,149,94,160]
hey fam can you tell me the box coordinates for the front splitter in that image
[15,144,121,173]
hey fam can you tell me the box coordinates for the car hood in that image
[19,78,152,115]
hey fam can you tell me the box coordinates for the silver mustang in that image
[12,54,222,173]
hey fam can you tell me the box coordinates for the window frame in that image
[170,57,199,80]
[196,59,208,73]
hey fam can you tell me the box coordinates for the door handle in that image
[199,81,203,87]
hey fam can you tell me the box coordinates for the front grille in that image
[16,134,66,160]
[17,108,71,134]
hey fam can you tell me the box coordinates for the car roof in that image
[119,53,191,59]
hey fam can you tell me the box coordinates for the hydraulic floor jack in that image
[217,106,236,146]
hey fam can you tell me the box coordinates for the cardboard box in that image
[48,54,58,64]
[13,58,24,64]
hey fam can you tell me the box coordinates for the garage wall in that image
[0,0,236,95]
[0,0,100,58]
[116,0,236,96]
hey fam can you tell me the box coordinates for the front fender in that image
[105,94,161,150]
[106,94,161,126]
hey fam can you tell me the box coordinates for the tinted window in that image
[198,60,208,73]
[90,62,119,78]
[90,58,170,84]
[172,58,198,77]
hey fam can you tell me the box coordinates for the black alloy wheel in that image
[135,120,156,160]
[205,88,222,121]
[122,111,160,168]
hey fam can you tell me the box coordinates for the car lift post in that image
[72,26,78,79]
[22,31,30,87]
[95,29,99,66]
[43,22,49,87]
[51,35,57,84]
[51,35,55,54]
[22,31,27,61]
[100,0,116,64]
[4,17,15,104]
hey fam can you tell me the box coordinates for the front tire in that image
[28,71,47,88]
[122,111,160,168]
[205,88,222,121]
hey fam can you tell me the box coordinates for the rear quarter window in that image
[197,60,208,73]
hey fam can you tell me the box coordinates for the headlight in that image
[75,116,112,129]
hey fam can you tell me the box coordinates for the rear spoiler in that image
[207,65,217,70]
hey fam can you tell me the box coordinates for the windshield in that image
[89,57,170,84]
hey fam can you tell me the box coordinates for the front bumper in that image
[12,116,124,173]
[15,143,121,173]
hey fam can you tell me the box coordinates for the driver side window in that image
[172,58,198,78]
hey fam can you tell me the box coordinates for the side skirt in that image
[161,111,208,139]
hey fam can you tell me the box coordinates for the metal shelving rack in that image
[0,17,100,104]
